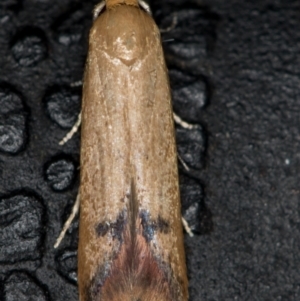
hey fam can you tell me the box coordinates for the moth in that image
[57,1,189,300]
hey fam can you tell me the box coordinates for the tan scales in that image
[78,1,188,300]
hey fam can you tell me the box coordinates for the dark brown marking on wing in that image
[140,210,170,242]
[95,210,126,242]
[85,181,179,301]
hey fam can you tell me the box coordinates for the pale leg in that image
[173,112,199,130]
[93,1,106,20]
[138,0,151,15]
[54,193,80,248]
[59,112,81,145]
[182,217,194,237]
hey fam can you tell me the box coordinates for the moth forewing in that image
[78,2,188,301]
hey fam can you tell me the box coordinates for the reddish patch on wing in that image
[99,181,173,301]
[100,223,172,301]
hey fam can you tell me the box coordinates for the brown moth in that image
[78,1,188,300]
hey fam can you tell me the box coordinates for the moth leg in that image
[182,217,194,237]
[173,112,199,130]
[59,112,81,145]
[160,13,178,33]
[174,113,199,172]
[93,1,106,20]
[175,115,196,237]
[138,0,152,15]
[178,156,194,237]
[70,80,82,87]
[54,193,80,248]
[177,153,190,172]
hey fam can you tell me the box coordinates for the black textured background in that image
[0,0,299,300]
